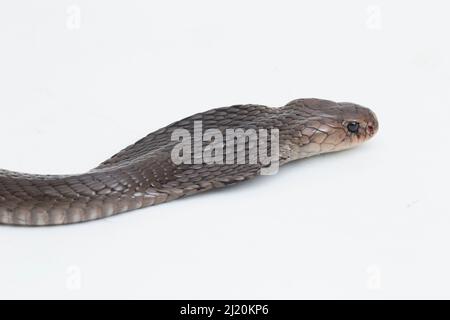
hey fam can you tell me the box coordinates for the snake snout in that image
[367,123,375,136]
[366,109,379,138]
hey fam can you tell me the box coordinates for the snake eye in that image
[347,121,360,133]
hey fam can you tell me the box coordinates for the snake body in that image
[0,98,378,226]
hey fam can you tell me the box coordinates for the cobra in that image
[0,98,378,226]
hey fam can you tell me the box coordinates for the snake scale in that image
[0,98,378,226]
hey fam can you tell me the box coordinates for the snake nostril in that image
[367,125,374,135]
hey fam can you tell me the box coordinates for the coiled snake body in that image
[0,98,378,226]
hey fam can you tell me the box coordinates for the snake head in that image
[284,98,379,157]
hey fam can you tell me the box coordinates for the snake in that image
[0,98,378,226]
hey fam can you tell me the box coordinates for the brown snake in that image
[0,98,378,226]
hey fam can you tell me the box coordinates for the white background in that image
[0,0,449,299]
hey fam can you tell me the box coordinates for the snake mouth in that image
[366,110,379,138]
